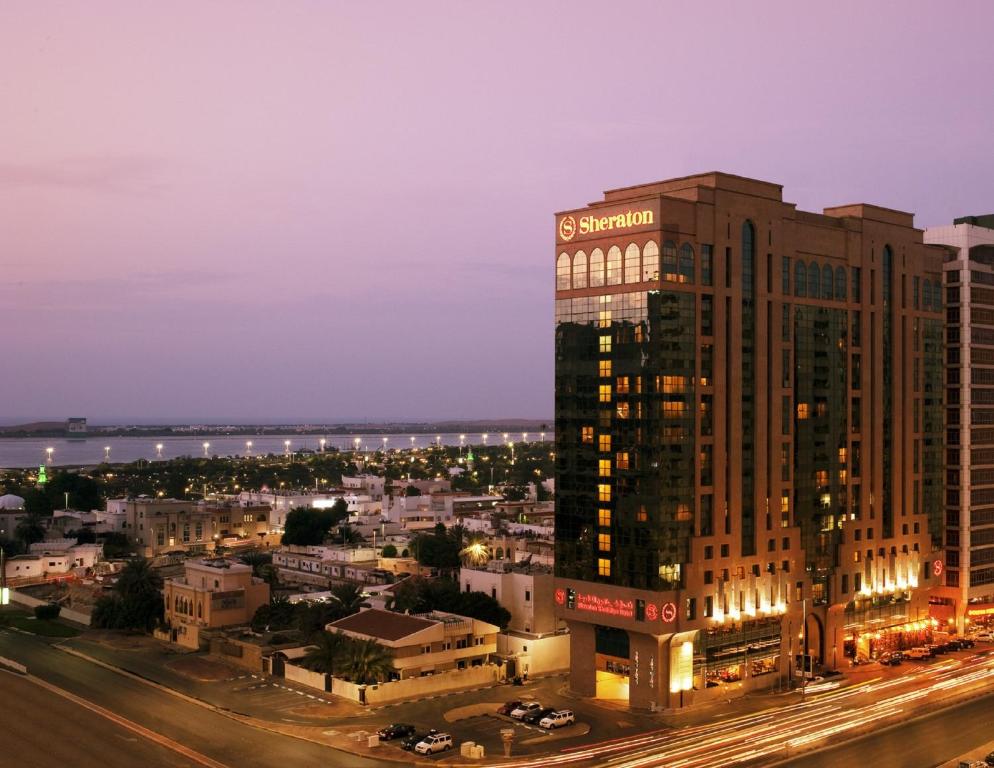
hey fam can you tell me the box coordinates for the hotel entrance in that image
[594,625,630,702]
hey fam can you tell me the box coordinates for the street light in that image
[354,437,361,452]
[284,439,291,455]
[522,432,529,442]
[540,431,546,442]
[156,443,163,459]
[246,440,253,456]
[46,447,54,463]
[103,446,111,461]
[410,436,416,449]
[319,438,326,453]
[382,437,389,451]
[482,433,489,445]
[202,441,210,457]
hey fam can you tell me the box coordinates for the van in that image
[414,733,453,754]
[539,710,575,729]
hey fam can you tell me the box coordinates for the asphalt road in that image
[781,691,994,768]
[2,670,201,768]
[0,628,385,768]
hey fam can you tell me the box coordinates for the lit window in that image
[781,495,789,514]
[797,403,810,419]
[599,384,612,403]
[616,376,630,394]
[582,426,594,444]
[599,310,612,328]
[616,452,630,470]
[659,375,687,393]
[598,558,611,577]
[662,401,686,418]
[599,435,611,452]
[599,360,612,377]
[598,484,611,502]
[598,533,611,551]
[598,509,611,527]
[637,506,648,522]
[599,459,612,477]
[616,403,630,419]
[599,335,612,353]
[659,563,681,584]
[838,447,847,463]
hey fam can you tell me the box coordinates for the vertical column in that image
[567,620,596,697]
[629,631,667,711]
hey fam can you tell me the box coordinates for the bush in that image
[34,603,62,620]
[381,544,398,558]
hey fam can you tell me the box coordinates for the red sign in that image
[933,559,944,577]
[558,216,577,242]
[660,602,677,623]
[575,593,635,619]
[554,588,566,605]
[645,603,658,621]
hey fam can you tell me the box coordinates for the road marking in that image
[13,671,230,768]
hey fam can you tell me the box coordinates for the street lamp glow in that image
[382,437,389,450]
[502,433,509,442]
[522,432,529,442]
[410,436,416,448]
[202,442,210,456]
[319,438,326,452]
[46,447,54,462]
[245,440,253,456]
[540,431,546,442]
[354,437,361,451]
[156,443,164,458]
[104,446,111,461]
[482,433,489,445]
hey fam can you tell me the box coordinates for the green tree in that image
[251,594,296,632]
[411,531,461,573]
[501,485,528,502]
[239,551,273,577]
[404,485,422,497]
[281,506,349,546]
[381,544,398,558]
[92,558,164,632]
[301,630,351,675]
[99,532,135,559]
[329,582,365,616]
[337,524,363,546]
[15,514,46,546]
[343,637,395,684]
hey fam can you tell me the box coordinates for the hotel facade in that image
[553,172,946,711]
[926,216,994,632]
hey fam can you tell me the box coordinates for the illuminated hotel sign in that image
[556,202,659,244]
[557,587,676,623]
[967,606,994,617]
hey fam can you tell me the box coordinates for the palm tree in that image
[345,637,395,684]
[329,582,365,616]
[302,631,351,675]
[338,524,364,546]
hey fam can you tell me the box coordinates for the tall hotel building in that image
[554,172,945,711]
[926,216,994,631]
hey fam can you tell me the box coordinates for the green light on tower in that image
[37,465,48,485]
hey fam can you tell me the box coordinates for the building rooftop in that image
[328,608,436,641]
[954,214,994,230]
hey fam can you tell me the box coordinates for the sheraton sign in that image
[556,586,677,623]
[556,201,660,244]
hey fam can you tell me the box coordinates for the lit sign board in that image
[967,606,994,617]
[933,559,944,577]
[559,586,676,623]
[556,201,660,244]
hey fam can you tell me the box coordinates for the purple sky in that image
[3,2,993,423]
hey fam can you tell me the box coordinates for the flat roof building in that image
[555,172,946,711]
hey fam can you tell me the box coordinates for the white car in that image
[509,701,542,720]
[414,733,453,754]
[539,710,575,729]
[972,631,994,642]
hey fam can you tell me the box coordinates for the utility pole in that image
[801,597,808,702]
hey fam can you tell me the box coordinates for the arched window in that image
[923,279,931,310]
[624,243,640,284]
[573,251,588,289]
[606,246,622,285]
[197,603,202,619]
[835,266,847,300]
[821,264,833,300]
[809,262,821,299]
[934,280,942,310]
[662,240,678,281]
[495,547,504,561]
[642,240,659,281]
[174,596,180,611]
[556,253,570,290]
[589,248,605,287]
[679,243,695,284]
[795,261,807,297]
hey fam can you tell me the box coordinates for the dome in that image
[0,494,25,510]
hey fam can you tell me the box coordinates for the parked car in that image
[497,700,522,716]
[523,707,557,725]
[510,701,543,720]
[926,643,946,655]
[539,710,576,729]
[904,647,931,660]
[878,652,903,666]
[402,729,436,751]
[972,631,994,642]
[959,637,976,648]
[414,733,453,754]
[377,723,415,740]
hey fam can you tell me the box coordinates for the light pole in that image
[436,435,441,449]
[354,437,361,453]
[459,434,466,456]
[202,441,210,457]
[104,446,111,462]
[45,446,54,463]
[482,433,489,446]
[320,438,326,453]
[540,431,546,442]
[156,443,163,459]
[410,436,416,450]
[382,437,388,452]
[246,440,253,456]
[522,432,528,442]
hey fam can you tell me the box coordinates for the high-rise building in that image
[554,172,945,711]
[925,216,994,632]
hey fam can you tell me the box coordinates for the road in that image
[0,628,385,768]
[783,691,994,768]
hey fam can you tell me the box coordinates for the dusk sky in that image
[3,1,992,423]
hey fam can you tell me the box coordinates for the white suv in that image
[414,733,453,754]
[539,710,575,729]
[509,701,542,720]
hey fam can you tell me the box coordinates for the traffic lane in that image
[1,670,201,768]
[0,630,383,768]
[780,690,994,768]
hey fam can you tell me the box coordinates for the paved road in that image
[781,691,994,768]
[2,670,201,768]
[0,628,385,768]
